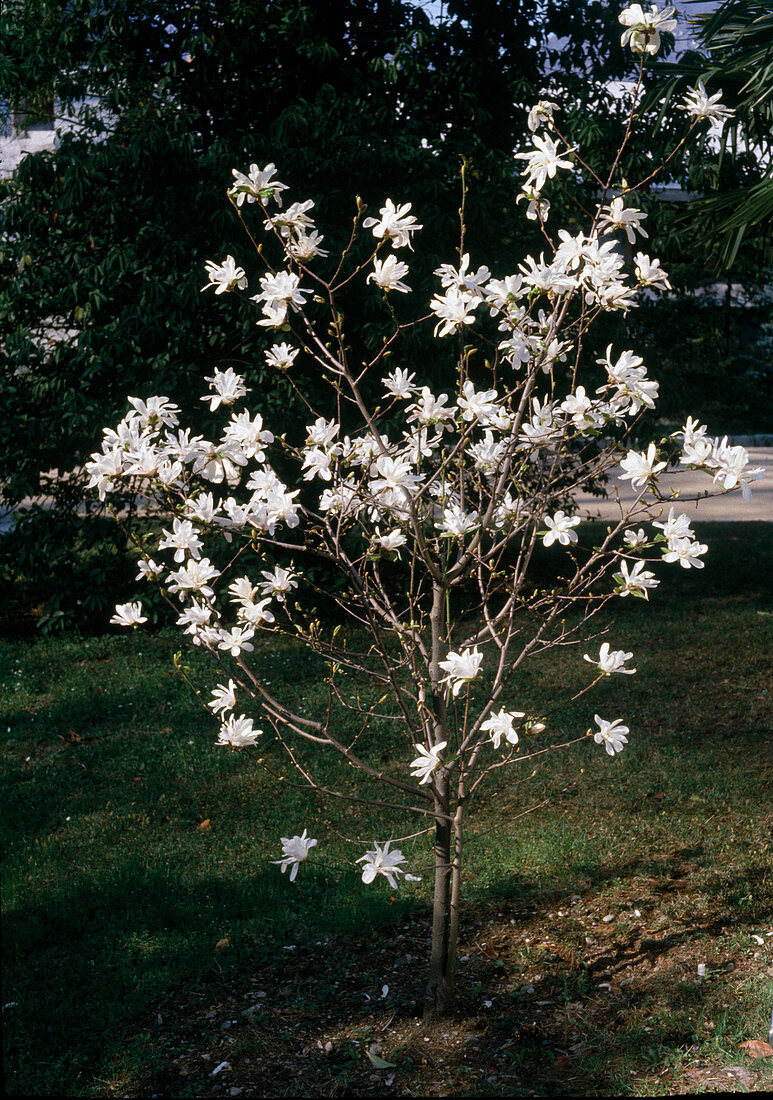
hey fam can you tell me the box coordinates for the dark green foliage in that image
[653,0,773,264]
[0,0,643,494]
[0,0,631,630]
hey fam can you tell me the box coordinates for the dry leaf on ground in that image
[738,1039,773,1059]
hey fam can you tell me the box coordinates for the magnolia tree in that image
[87,5,763,1017]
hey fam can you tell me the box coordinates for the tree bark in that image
[423,579,456,1019]
[424,783,453,1018]
[423,791,465,1019]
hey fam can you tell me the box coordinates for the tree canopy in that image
[0,1,638,501]
[2,0,766,632]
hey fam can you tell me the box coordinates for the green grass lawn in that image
[2,522,772,1096]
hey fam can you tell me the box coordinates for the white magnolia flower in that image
[237,598,276,628]
[228,576,256,603]
[127,395,180,429]
[543,511,581,547]
[709,438,765,501]
[158,518,203,562]
[167,558,221,599]
[177,600,213,637]
[363,199,422,249]
[306,417,340,448]
[223,411,274,461]
[368,255,411,293]
[481,708,525,749]
[228,163,288,207]
[616,559,659,599]
[597,346,659,414]
[519,396,562,447]
[217,626,256,656]
[619,4,677,56]
[264,198,316,238]
[202,256,247,294]
[519,253,576,296]
[319,479,360,516]
[593,715,630,755]
[259,566,298,601]
[430,287,479,337]
[265,342,299,371]
[382,367,417,399]
[467,430,508,474]
[407,387,457,426]
[286,228,328,261]
[678,83,733,123]
[302,447,335,482]
[517,187,550,222]
[438,647,483,697]
[527,99,558,132]
[372,527,407,554]
[634,252,671,289]
[110,601,147,627]
[271,829,318,882]
[217,714,261,747]
[515,134,574,193]
[435,254,491,294]
[85,447,125,500]
[253,270,309,327]
[587,278,638,313]
[484,274,526,313]
[185,492,220,524]
[357,841,407,888]
[598,197,648,244]
[494,491,522,528]
[438,504,480,539]
[652,507,693,544]
[623,528,648,549]
[561,386,599,430]
[677,416,713,467]
[555,229,589,271]
[662,537,707,569]
[201,367,249,411]
[619,444,666,490]
[369,453,421,497]
[208,679,237,715]
[136,557,163,581]
[584,643,636,675]
[409,741,447,784]
[457,381,499,423]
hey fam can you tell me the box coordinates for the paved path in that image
[572,447,771,524]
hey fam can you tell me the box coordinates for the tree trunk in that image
[424,787,453,1019]
[424,579,458,1019]
[423,786,465,1019]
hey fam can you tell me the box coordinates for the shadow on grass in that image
[2,862,418,1096]
[5,843,770,1097]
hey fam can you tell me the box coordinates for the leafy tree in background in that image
[0,0,637,491]
[3,0,763,631]
[623,0,773,436]
[0,0,634,629]
[659,0,772,264]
